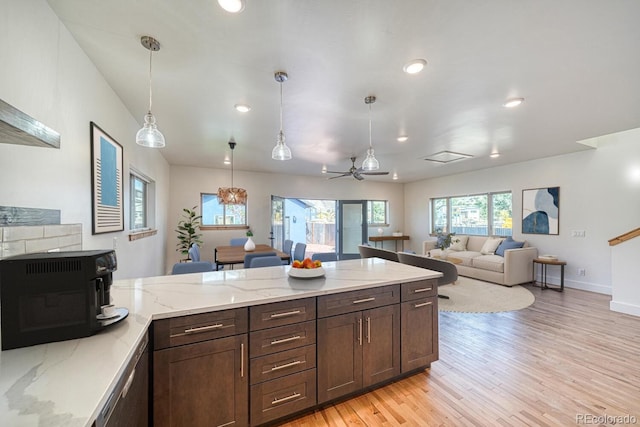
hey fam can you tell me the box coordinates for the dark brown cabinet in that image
[153,308,248,427]
[317,286,400,404]
[400,280,439,372]
[249,298,317,425]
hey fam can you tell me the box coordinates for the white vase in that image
[244,237,255,251]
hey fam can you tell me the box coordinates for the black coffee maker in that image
[0,249,129,350]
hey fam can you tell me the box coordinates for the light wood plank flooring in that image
[278,285,640,426]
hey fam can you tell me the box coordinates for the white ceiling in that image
[47,0,640,183]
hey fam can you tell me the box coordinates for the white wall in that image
[0,0,170,279]
[405,127,640,295]
[167,165,405,269]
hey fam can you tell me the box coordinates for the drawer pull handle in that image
[184,323,224,334]
[413,287,432,293]
[272,392,301,405]
[270,335,302,345]
[270,310,302,319]
[271,360,302,372]
[414,301,433,308]
[353,297,375,304]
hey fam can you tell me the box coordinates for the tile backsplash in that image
[0,224,82,259]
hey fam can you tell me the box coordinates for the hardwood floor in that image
[277,285,640,426]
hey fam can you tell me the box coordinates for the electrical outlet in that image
[577,268,586,276]
[571,230,586,237]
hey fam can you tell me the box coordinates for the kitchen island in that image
[0,258,440,427]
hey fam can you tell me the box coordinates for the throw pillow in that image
[480,237,504,255]
[495,237,525,256]
[449,235,468,251]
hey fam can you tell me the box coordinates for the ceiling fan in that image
[326,156,389,181]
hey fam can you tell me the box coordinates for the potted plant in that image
[435,228,455,250]
[176,206,203,260]
[244,228,255,251]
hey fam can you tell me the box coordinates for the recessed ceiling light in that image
[503,97,524,108]
[224,158,231,165]
[397,135,409,142]
[392,172,399,180]
[490,152,500,158]
[234,104,251,113]
[321,165,327,174]
[403,59,427,74]
[218,0,245,13]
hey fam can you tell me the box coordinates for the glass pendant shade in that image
[136,36,165,148]
[272,71,292,161]
[217,139,247,205]
[136,112,165,148]
[272,130,292,160]
[361,147,379,171]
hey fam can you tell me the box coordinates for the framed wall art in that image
[522,187,559,235]
[91,122,124,234]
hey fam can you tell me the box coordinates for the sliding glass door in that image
[337,200,367,260]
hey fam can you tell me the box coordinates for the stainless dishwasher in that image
[95,332,149,427]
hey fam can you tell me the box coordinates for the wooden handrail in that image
[608,227,640,246]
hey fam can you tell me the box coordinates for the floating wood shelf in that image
[0,99,60,149]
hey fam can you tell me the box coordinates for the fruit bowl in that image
[288,266,325,279]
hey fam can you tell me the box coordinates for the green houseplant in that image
[435,228,455,250]
[176,206,203,260]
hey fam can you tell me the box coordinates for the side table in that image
[532,258,566,292]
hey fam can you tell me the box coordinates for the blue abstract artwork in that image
[91,122,123,234]
[522,187,559,235]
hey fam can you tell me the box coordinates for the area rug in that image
[438,277,535,313]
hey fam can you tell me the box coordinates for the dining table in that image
[214,244,291,270]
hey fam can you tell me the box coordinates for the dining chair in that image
[282,239,294,264]
[188,243,201,262]
[244,252,277,269]
[293,243,307,262]
[249,255,283,268]
[311,252,337,262]
[230,237,248,246]
[171,261,213,275]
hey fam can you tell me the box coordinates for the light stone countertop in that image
[0,258,440,427]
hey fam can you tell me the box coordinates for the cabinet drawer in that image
[401,279,438,301]
[153,308,248,350]
[250,297,316,331]
[250,320,316,358]
[317,285,399,318]
[250,344,316,385]
[250,369,317,426]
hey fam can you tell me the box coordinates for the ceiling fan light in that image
[272,131,292,160]
[136,112,165,148]
[362,148,379,171]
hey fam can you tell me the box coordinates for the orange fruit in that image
[292,260,303,268]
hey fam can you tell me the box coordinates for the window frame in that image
[129,171,149,232]
[367,200,389,226]
[430,191,512,236]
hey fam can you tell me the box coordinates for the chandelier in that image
[217,139,247,205]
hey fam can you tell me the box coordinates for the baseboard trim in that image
[535,274,611,295]
[610,300,640,317]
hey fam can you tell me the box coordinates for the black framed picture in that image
[90,122,124,234]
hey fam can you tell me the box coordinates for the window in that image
[430,192,512,236]
[367,200,388,225]
[201,193,247,227]
[130,172,151,231]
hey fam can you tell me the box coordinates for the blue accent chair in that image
[171,261,213,275]
[230,237,248,246]
[282,239,294,264]
[188,243,201,261]
[244,252,277,269]
[250,255,283,268]
[293,243,307,262]
[311,252,337,262]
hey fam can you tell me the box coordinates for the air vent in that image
[423,150,473,164]
[25,259,82,275]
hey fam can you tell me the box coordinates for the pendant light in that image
[136,36,165,148]
[272,71,292,160]
[361,95,380,171]
[217,139,247,205]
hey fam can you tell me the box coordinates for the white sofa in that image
[423,235,538,287]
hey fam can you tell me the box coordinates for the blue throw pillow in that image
[495,237,524,257]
